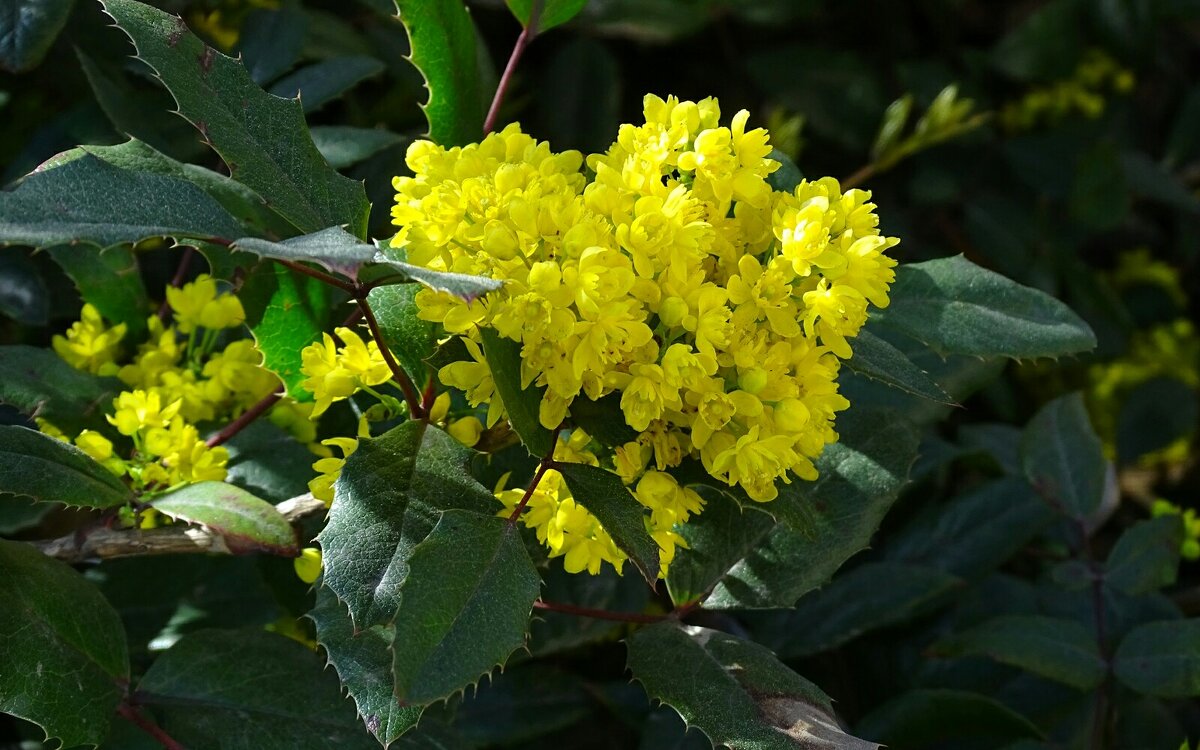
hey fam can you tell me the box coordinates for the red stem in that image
[276,258,357,294]
[118,703,186,750]
[357,295,424,419]
[508,429,561,524]
[483,0,544,134]
[534,599,664,624]
[206,388,283,448]
[156,246,196,322]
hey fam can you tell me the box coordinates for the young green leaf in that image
[310,586,424,745]
[872,255,1097,359]
[871,94,913,161]
[479,327,553,456]
[505,0,587,32]
[1106,515,1185,595]
[749,562,962,658]
[627,622,877,750]
[1021,393,1107,518]
[701,409,920,609]
[0,539,129,749]
[0,154,245,249]
[933,615,1107,690]
[137,629,379,749]
[0,425,133,509]
[318,421,498,628]
[0,0,73,72]
[102,0,371,237]
[556,462,661,584]
[367,284,437,384]
[844,328,954,404]
[395,0,484,146]
[0,346,123,436]
[149,481,298,555]
[1114,620,1200,698]
[240,264,331,400]
[391,510,540,705]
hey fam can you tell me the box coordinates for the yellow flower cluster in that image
[390,94,899,575]
[45,278,315,497]
[1152,500,1200,561]
[1001,50,1134,132]
[300,327,391,418]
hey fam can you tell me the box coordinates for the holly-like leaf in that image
[702,409,920,609]
[241,263,332,399]
[855,689,1043,747]
[1106,516,1185,595]
[0,425,132,509]
[268,55,384,114]
[479,326,553,456]
[504,0,586,32]
[318,421,498,628]
[395,0,484,146]
[149,481,298,555]
[666,487,776,606]
[311,126,405,170]
[0,0,73,72]
[749,563,962,658]
[933,615,1107,690]
[0,346,122,436]
[0,154,245,249]
[367,284,437,384]
[568,393,638,447]
[0,539,130,749]
[237,6,306,85]
[844,328,954,404]
[137,628,379,749]
[310,586,423,745]
[102,0,370,237]
[627,622,877,750]
[1021,393,1107,519]
[47,245,150,339]
[391,510,540,705]
[529,561,651,656]
[556,462,661,584]
[1113,620,1200,698]
[872,255,1096,359]
[454,664,594,746]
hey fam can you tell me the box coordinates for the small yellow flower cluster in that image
[1001,50,1135,132]
[45,278,314,497]
[1151,500,1200,561]
[391,94,899,575]
[300,327,391,418]
[308,416,370,507]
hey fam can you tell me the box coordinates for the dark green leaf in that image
[766,148,804,193]
[844,328,954,404]
[455,664,593,745]
[138,628,379,749]
[223,421,315,503]
[0,425,132,509]
[1120,151,1200,214]
[311,125,405,170]
[934,615,1107,690]
[568,393,639,447]
[529,560,650,655]
[1106,516,1185,595]
[855,689,1042,747]
[0,495,53,534]
[556,462,661,584]
[1113,620,1200,698]
[749,563,962,658]
[666,487,776,606]
[1116,376,1198,463]
[704,409,920,609]
[396,0,483,146]
[0,346,121,436]
[0,250,46,326]
[505,0,586,32]
[886,477,1055,580]
[391,510,539,705]
[872,255,1097,359]
[47,245,150,338]
[310,586,423,745]
[238,7,307,86]
[627,622,877,750]
[242,263,331,399]
[0,538,129,748]
[367,283,436,384]
[150,481,298,555]
[0,154,245,249]
[102,0,370,237]
[479,326,552,455]
[0,0,73,72]
[1021,393,1107,518]
[1069,142,1130,230]
[318,421,498,628]
[268,55,385,114]
[990,0,1082,80]
[535,37,619,153]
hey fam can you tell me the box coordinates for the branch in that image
[357,295,424,418]
[117,702,186,750]
[32,494,326,563]
[508,428,561,523]
[206,387,283,448]
[483,0,544,134]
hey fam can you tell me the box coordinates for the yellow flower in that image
[108,389,182,437]
[53,304,126,375]
[294,547,323,584]
[299,327,391,418]
[447,416,483,447]
[308,418,370,506]
[74,430,126,477]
